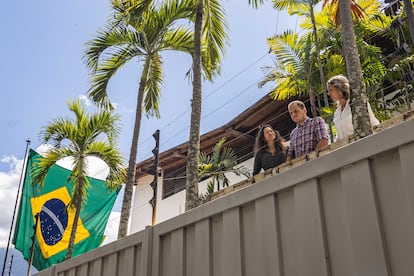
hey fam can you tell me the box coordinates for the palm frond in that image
[89,44,143,109]
[31,148,74,188]
[162,26,194,54]
[86,141,126,188]
[111,0,152,25]
[322,0,366,26]
[201,0,228,80]
[272,0,302,12]
[144,53,163,118]
[84,25,146,73]
[40,119,76,148]
[267,31,304,72]
[198,137,250,193]
[248,0,265,9]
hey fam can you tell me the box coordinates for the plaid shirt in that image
[287,117,329,159]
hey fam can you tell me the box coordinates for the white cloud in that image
[0,155,23,175]
[78,94,120,110]
[0,155,23,248]
[78,94,92,106]
[0,228,10,247]
[120,105,134,113]
[36,144,52,155]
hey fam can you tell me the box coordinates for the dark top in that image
[253,150,286,175]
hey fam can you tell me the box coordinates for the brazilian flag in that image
[12,149,121,271]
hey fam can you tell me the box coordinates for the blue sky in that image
[0,0,299,254]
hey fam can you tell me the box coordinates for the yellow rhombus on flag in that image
[30,186,90,258]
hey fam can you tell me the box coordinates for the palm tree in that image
[31,99,126,260]
[261,0,386,117]
[272,0,370,106]
[185,0,228,210]
[315,0,386,87]
[185,0,265,211]
[199,138,250,193]
[84,0,195,238]
[186,0,204,211]
[272,0,331,108]
[336,0,373,138]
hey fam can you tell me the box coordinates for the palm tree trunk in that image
[338,0,372,139]
[185,0,203,211]
[308,87,317,117]
[118,58,150,238]
[310,1,336,142]
[66,179,83,260]
[309,2,328,107]
[402,0,414,43]
[306,70,317,117]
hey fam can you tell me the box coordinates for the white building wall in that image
[129,157,255,234]
[130,174,154,233]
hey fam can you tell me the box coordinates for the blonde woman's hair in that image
[327,75,350,100]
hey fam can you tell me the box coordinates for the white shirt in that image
[334,100,380,141]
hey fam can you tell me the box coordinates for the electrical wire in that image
[137,51,272,161]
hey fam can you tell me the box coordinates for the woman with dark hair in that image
[253,125,287,175]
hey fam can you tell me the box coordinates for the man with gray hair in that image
[287,100,329,161]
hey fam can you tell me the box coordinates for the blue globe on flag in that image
[39,199,68,246]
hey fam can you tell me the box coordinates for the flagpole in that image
[1,139,30,276]
[27,213,39,276]
[7,254,13,276]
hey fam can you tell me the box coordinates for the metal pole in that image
[1,139,30,276]
[151,169,158,226]
[7,255,13,276]
[27,213,39,276]
[151,130,160,226]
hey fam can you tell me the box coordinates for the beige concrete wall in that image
[35,118,414,276]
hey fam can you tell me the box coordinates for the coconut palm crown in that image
[31,99,126,260]
[199,138,250,193]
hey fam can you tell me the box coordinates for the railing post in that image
[143,226,153,276]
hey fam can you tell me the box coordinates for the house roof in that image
[135,94,304,180]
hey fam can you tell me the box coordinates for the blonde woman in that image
[327,75,379,141]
